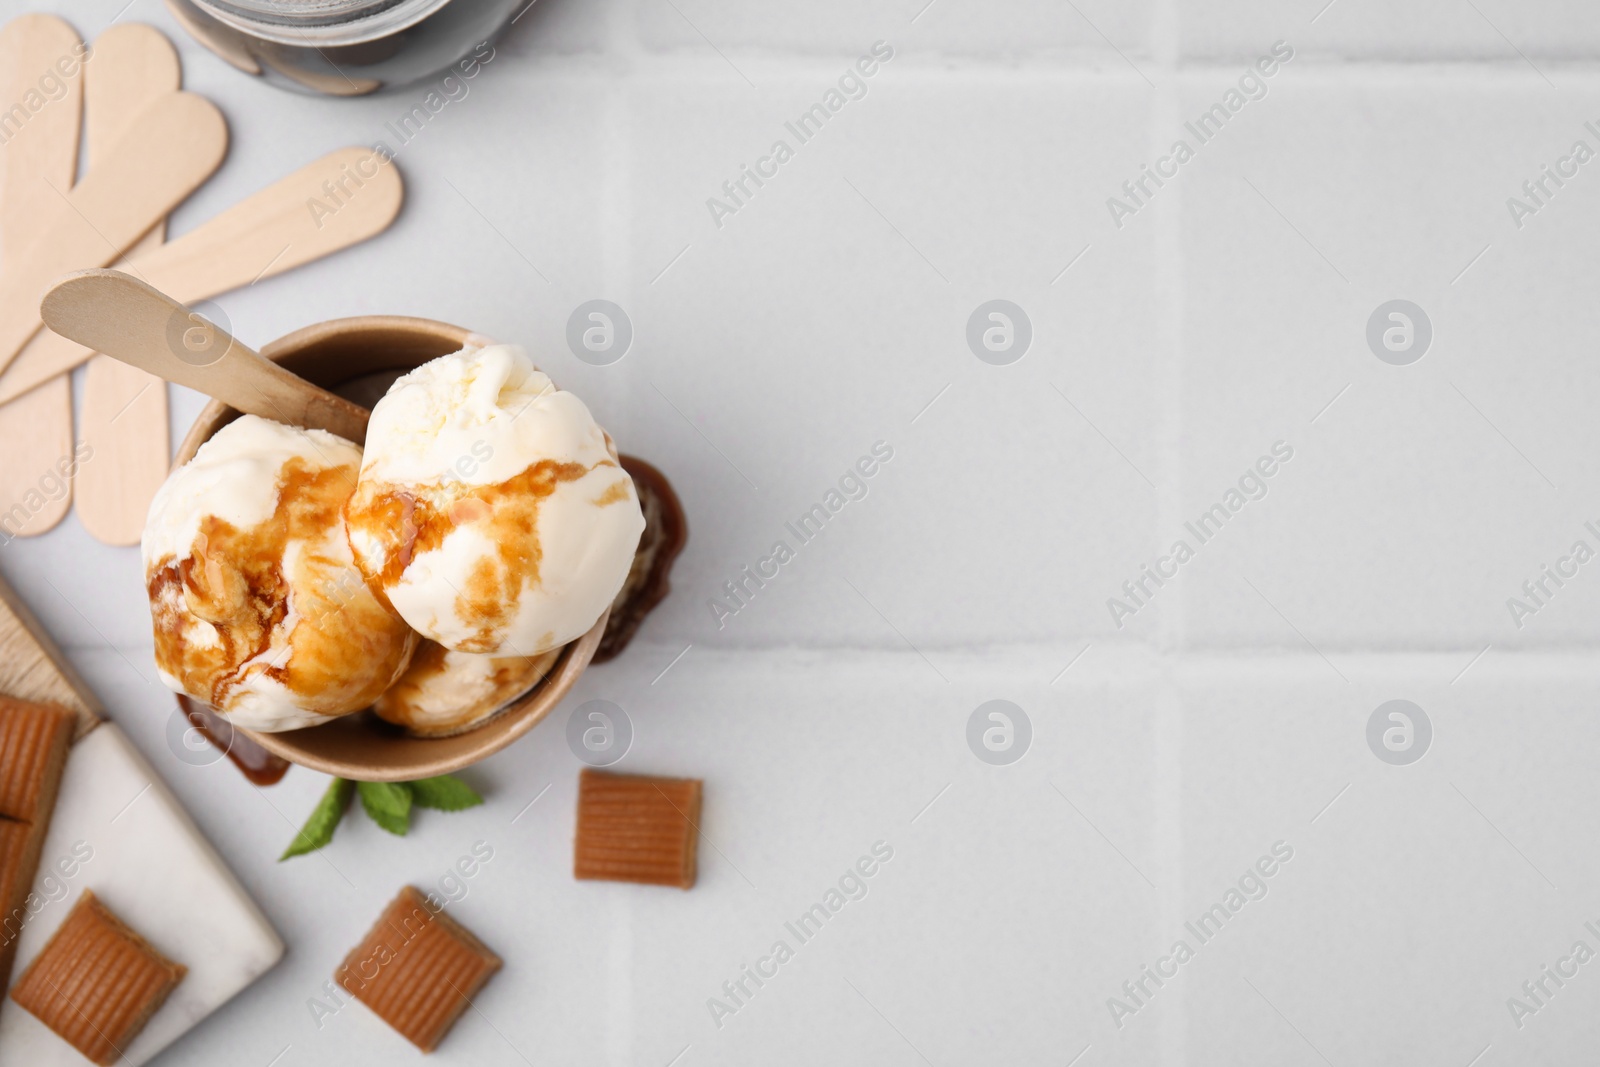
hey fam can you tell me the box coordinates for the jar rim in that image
[187,0,457,45]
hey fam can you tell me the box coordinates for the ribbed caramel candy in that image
[574,769,701,889]
[0,817,37,954]
[336,886,502,1052]
[0,696,74,991]
[0,695,74,822]
[10,890,187,1066]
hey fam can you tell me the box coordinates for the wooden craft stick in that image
[0,15,84,251]
[75,23,182,547]
[0,146,401,404]
[0,14,84,538]
[0,90,226,375]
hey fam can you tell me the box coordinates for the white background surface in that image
[6,0,1600,1064]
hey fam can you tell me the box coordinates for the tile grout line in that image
[72,639,1600,669]
[1149,19,1185,663]
[606,889,635,1067]
[602,9,639,1059]
[1153,673,1187,1067]
[601,73,635,410]
[1147,1,1187,1063]
[485,49,1600,81]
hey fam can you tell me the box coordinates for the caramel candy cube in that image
[0,817,39,950]
[574,769,702,889]
[0,695,74,824]
[336,886,502,1052]
[10,890,187,1066]
[0,697,75,991]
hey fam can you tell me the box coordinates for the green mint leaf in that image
[280,778,353,860]
[407,774,484,812]
[357,780,413,836]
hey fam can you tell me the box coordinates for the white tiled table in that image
[6,1,1600,1064]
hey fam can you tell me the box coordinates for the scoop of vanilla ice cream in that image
[142,415,417,732]
[345,344,644,656]
[374,640,562,738]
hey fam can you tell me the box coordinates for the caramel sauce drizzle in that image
[346,458,622,654]
[148,458,409,715]
[175,695,290,785]
[375,640,557,734]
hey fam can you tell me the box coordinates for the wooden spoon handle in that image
[41,270,370,442]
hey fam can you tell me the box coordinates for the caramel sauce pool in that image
[175,695,290,785]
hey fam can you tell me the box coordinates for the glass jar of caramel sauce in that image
[165,0,525,95]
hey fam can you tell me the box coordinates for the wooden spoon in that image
[0,146,403,405]
[0,90,226,375]
[41,270,370,442]
[0,14,84,539]
[75,23,183,546]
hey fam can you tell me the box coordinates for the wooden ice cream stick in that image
[76,23,183,547]
[0,146,402,404]
[0,15,83,247]
[41,270,371,442]
[0,14,84,539]
[0,90,226,375]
